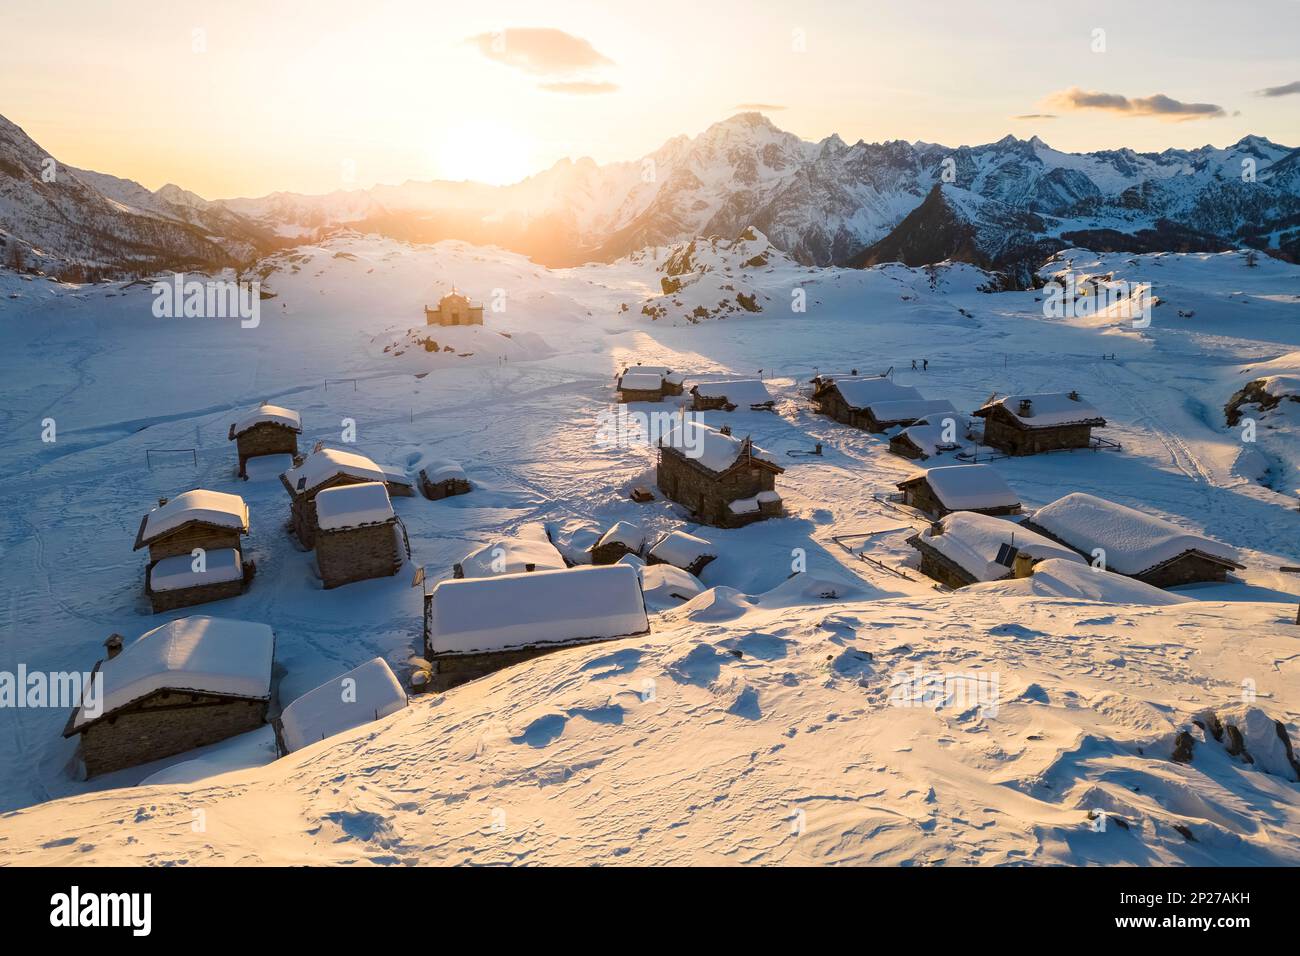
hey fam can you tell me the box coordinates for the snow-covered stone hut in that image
[690,380,775,412]
[278,658,407,754]
[228,403,302,477]
[63,616,274,778]
[889,414,964,461]
[313,482,405,589]
[617,364,685,403]
[422,565,650,690]
[1022,492,1244,588]
[647,530,718,577]
[418,459,471,500]
[907,511,1084,589]
[590,521,646,565]
[972,391,1107,456]
[134,490,252,612]
[281,448,413,548]
[858,397,957,434]
[656,420,783,527]
[810,375,922,430]
[897,464,1021,519]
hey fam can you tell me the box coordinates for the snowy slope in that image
[0,114,272,274]
[2,589,1297,865]
[0,234,1298,866]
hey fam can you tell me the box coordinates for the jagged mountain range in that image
[1,111,1297,281]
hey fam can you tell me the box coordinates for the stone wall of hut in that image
[1137,553,1233,588]
[147,525,242,563]
[981,412,1095,455]
[79,692,267,778]
[691,393,732,411]
[421,475,471,500]
[591,540,637,565]
[901,481,1019,519]
[619,387,665,404]
[812,387,876,430]
[235,424,298,474]
[889,434,927,460]
[316,522,401,589]
[147,576,244,613]
[909,537,979,589]
[423,641,606,691]
[901,482,946,517]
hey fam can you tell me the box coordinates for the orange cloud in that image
[467,28,614,76]
[1043,87,1225,121]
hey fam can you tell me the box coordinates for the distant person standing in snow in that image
[911,359,917,370]
[923,358,929,371]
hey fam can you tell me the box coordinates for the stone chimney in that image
[1013,552,1035,578]
[930,520,944,537]
[104,633,124,660]
[156,496,168,508]
[719,424,732,436]
[1018,399,1033,417]
[1067,390,1080,401]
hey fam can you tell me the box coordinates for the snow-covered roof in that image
[975,392,1105,428]
[455,523,566,578]
[620,371,665,392]
[279,658,407,754]
[640,564,705,610]
[149,548,242,592]
[894,423,958,457]
[621,364,672,378]
[918,512,1084,583]
[971,558,1192,606]
[595,521,645,553]
[659,420,780,474]
[421,459,467,483]
[139,490,249,547]
[727,490,782,515]
[231,403,301,437]
[1028,492,1242,574]
[866,398,957,423]
[649,530,717,568]
[691,380,773,406]
[71,616,273,730]
[827,377,922,409]
[314,481,395,531]
[903,464,1020,511]
[426,565,649,655]
[282,448,410,496]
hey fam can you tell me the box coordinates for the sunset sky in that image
[3,0,1298,199]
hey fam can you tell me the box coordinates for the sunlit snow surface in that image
[0,236,1297,865]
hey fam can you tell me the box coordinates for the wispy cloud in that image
[1013,113,1057,120]
[467,28,614,76]
[735,102,785,112]
[1254,80,1300,98]
[540,81,619,95]
[1043,86,1226,121]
